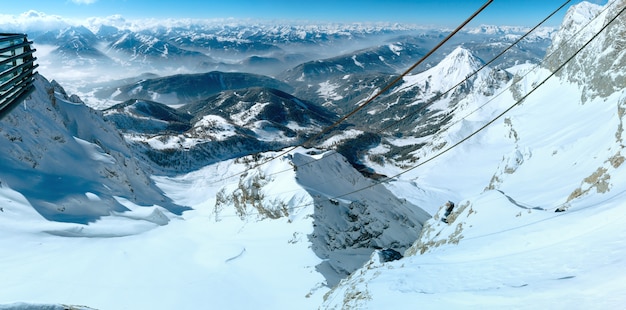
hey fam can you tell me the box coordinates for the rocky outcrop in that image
[0,75,188,223]
[545,0,626,100]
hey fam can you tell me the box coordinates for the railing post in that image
[0,33,38,119]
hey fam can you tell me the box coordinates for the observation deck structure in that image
[0,33,38,119]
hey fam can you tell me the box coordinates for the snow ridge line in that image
[375,0,573,135]
[205,0,588,213]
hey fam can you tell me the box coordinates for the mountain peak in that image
[445,46,482,65]
[548,1,603,52]
[545,0,625,100]
[407,46,487,96]
[430,47,484,80]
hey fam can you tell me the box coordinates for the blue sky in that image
[0,0,609,26]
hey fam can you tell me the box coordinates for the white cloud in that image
[83,14,130,32]
[0,10,71,32]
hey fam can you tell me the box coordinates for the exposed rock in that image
[378,248,403,262]
[545,0,626,101]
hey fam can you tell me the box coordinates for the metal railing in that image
[0,33,38,119]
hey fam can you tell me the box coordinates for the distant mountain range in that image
[21,20,556,81]
[99,71,294,104]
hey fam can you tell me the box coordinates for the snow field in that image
[0,148,336,309]
[323,186,626,309]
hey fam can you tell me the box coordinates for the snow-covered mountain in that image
[322,1,626,308]
[281,35,544,108]
[102,85,336,173]
[280,41,428,85]
[105,30,216,67]
[6,13,554,104]
[361,46,510,134]
[35,25,113,68]
[295,46,510,169]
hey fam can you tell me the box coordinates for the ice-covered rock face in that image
[294,151,430,287]
[0,75,187,224]
[545,0,626,101]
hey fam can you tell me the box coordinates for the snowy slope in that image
[0,75,187,225]
[393,46,500,111]
[323,1,626,308]
[103,86,337,174]
[344,46,509,155]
